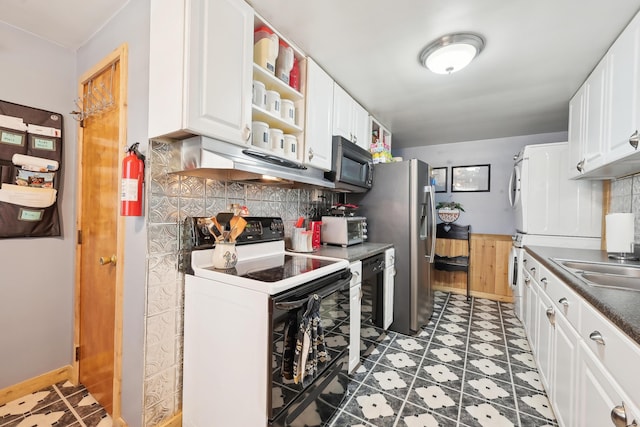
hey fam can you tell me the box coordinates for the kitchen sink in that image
[551,258,640,292]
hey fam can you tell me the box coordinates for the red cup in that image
[310,221,322,249]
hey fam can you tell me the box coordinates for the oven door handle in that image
[274,273,352,310]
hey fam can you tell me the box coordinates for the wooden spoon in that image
[229,216,247,242]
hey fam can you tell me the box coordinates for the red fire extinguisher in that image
[121,142,145,216]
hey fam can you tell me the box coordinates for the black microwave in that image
[325,136,374,192]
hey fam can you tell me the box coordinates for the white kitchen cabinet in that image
[348,261,362,373]
[149,0,254,144]
[577,341,640,427]
[333,84,370,150]
[567,10,640,179]
[567,84,586,179]
[552,310,579,427]
[606,12,640,164]
[535,287,554,390]
[304,58,334,171]
[568,58,607,178]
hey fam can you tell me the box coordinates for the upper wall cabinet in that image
[304,58,334,171]
[332,84,370,150]
[149,0,254,144]
[568,11,640,179]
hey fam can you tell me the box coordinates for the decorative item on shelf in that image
[436,201,464,223]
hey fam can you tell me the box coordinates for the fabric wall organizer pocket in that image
[0,99,63,238]
[26,124,62,163]
[0,115,28,160]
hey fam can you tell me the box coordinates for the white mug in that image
[269,128,285,155]
[284,134,297,160]
[281,99,295,124]
[252,80,266,108]
[252,121,270,149]
[266,90,281,114]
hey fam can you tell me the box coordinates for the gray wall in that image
[75,1,150,425]
[396,132,568,235]
[0,22,76,388]
[609,174,640,243]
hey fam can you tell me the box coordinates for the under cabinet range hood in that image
[173,136,333,188]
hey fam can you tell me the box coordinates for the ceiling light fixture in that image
[419,33,485,74]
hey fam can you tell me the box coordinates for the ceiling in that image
[2,1,640,149]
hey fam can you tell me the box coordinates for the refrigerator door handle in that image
[424,185,436,263]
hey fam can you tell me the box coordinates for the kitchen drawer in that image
[540,265,582,331]
[522,251,539,282]
[580,301,640,406]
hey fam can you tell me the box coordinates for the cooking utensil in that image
[229,216,247,242]
[210,217,225,242]
[216,212,234,228]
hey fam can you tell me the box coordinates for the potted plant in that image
[436,201,464,223]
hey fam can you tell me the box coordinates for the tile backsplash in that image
[609,174,640,243]
[142,140,334,425]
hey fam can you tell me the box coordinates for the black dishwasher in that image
[361,253,385,328]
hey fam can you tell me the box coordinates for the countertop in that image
[525,245,640,347]
[313,242,394,263]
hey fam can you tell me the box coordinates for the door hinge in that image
[75,346,80,361]
[77,230,82,245]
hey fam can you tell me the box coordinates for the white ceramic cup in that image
[252,121,270,149]
[269,128,285,155]
[281,99,295,124]
[284,134,297,160]
[252,80,266,108]
[266,90,281,114]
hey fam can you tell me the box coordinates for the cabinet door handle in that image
[530,267,536,274]
[589,330,606,346]
[540,277,548,288]
[524,277,531,285]
[611,402,638,427]
[308,147,314,160]
[558,297,569,307]
[576,159,585,172]
[99,255,117,266]
[243,125,251,142]
[546,307,555,325]
[629,130,639,150]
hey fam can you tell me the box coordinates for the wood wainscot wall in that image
[433,233,513,302]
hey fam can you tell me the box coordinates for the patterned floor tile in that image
[342,383,404,426]
[405,376,461,421]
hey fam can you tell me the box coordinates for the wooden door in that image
[74,45,128,420]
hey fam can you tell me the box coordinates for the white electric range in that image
[183,216,353,427]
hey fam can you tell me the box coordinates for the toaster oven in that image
[321,216,367,247]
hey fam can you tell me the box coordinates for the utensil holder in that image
[212,242,238,269]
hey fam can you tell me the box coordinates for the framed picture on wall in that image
[431,167,447,193]
[451,164,491,192]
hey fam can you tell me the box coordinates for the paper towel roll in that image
[606,213,635,253]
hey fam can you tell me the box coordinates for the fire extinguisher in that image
[121,142,145,216]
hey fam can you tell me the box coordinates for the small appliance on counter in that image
[321,216,367,247]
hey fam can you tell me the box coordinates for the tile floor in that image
[0,381,111,427]
[327,291,557,427]
[0,291,555,427]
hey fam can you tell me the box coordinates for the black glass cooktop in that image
[241,255,337,282]
[203,254,338,282]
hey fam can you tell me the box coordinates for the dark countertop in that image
[313,242,394,263]
[525,245,640,346]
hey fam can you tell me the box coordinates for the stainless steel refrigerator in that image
[353,159,436,335]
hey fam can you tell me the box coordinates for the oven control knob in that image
[363,234,367,240]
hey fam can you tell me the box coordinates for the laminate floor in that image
[327,291,557,427]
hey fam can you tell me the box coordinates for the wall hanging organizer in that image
[0,100,63,238]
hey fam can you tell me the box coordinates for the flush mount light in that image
[419,33,485,74]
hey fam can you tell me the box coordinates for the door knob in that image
[611,402,638,427]
[99,255,117,266]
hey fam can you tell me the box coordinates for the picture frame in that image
[451,164,491,192]
[431,167,447,193]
